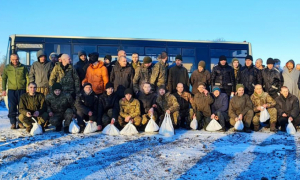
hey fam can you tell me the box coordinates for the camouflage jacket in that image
[133,64,153,93]
[156,92,180,114]
[250,92,276,113]
[19,92,46,116]
[49,63,80,95]
[45,92,75,114]
[150,59,168,88]
[119,98,141,118]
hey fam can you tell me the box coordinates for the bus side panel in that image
[195,47,210,72]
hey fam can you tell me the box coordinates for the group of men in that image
[1,49,300,134]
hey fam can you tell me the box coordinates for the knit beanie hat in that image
[83,82,92,88]
[245,55,253,61]
[104,55,112,61]
[105,82,114,89]
[236,84,244,90]
[52,83,62,91]
[88,52,99,63]
[219,55,227,62]
[158,85,166,91]
[143,56,152,64]
[267,58,275,65]
[124,88,133,96]
[212,86,221,93]
[232,58,239,64]
[198,61,205,68]
[175,55,182,61]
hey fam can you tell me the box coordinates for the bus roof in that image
[10,34,250,45]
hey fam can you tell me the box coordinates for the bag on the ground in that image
[69,118,80,134]
[286,120,296,135]
[83,121,98,134]
[102,124,120,136]
[120,121,139,135]
[206,119,222,131]
[190,117,198,130]
[260,107,270,123]
[234,120,244,131]
[145,116,159,132]
[159,113,174,136]
[30,117,43,136]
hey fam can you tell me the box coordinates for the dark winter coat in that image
[261,67,283,96]
[275,93,299,118]
[75,91,98,115]
[190,69,211,95]
[173,91,194,112]
[98,92,119,122]
[74,59,89,86]
[211,62,235,92]
[138,92,157,114]
[228,94,253,119]
[238,64,262,95]
[167,65,190,93]
[45,91,75,114]
[211,93,228,114]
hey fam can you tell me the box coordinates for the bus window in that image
[73,45,97,55]
[182,48,195,56]
[123,46,144,55]
[30,51,38,65]
[98,46,119,55]
[145,47,166,55]
[229,50,247,57]
[167,47,181,55]
[17,51,27,65]
[54,44,71,55]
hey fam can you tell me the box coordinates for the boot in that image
[254,125,260,132]
[218,127,226,132]
[55,125,62,132]
[244,127,252,133]
[280,125,286,132]
[11,124,17,129]
[41,124,45,133]
[79,125,85,133]
[44,120,50,129]
[64,126,69,133]
[26,126,32,133]
[17,123,26,129]
[270,122,277,132]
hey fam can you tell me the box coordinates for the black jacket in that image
[74,91,98,115]
[98,92,119,124]
[74,60,89,86]
[261,68,283,96]
[167,65,190,93]
[211,93,228,113]
[275,93,299,118]
[138,92,157,114]
[211,62,235,92]
[238,64,262,95]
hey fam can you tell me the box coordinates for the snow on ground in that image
[0,102,300,180]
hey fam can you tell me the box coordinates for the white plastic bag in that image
[286,120,296,135]
[30,117,43,136]
[83,121,98,134]
[234,120,244,131]
[102,124,120,136]
[206,119,222,131]
[69,118,80,134]
[190,117,198,130]
[120,121,139,135]
[260,107,270,123]
[145,116,159,132]
[159,113,174,136]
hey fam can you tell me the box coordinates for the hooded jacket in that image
[281,60,300,97]
[29,50,53,88]
[275,93,299,118]
[82,61,109,94]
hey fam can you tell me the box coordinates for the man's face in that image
[296,64,300,71]
[198,66,204,72]
[104,58,110,65]
[54,89,61,96]
[213,90,220,97]
[220,60,226,65]
[176,83,184,93]
[39,56,46,63]
[267,64,274,69]
[144,62,152,68]
[159,88,165,96]
[255,60,262,68]
[245,59,252,67]
[143,84,151,94]
[125,94,132,101]
[255,85,263,95]
[118,50,126,57]
[175,59,182,66]
[28,84,37,94]
[80,55,86,61]
[281,88,289,98]
[287,62,294,70]
[119,57,127,67]
[62,55,71,65]
[237,87,244,96]
[84,85,92,94]
[197,85,205,93]
[106,87,113,95]
[10,55,19,66]
[132,54,139,63]
[233,61,239,68]
[51,55,58,62]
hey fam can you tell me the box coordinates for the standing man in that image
[167,55,190,93]
[261,58,282,99]
[211,55,235,97]
[49,54,80,98]
[131,53,141,70]
[74,50,88,89]
[232,58,241,91]
[104,55,113,76]
[281,60,300,98]
[110,55,134,98]
[190,60,211,95]
[49,52,58,65]
[255,58,264,71]
[2,54,29,129]
[133,56,153,95]
[150,51,169,90]
[239,55,262,95]
[29,50,53,96]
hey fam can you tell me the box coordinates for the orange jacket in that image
[82,61,109,94]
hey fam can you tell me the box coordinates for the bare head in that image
[28,82,37,95]
[176,83,184,94]
[10,54,20,66]
[255,58,263,69]
[161,51,168,63]
[280,86,289,98]
[61,54,71,66]
[132,53,139,63]
[143,82,151,94]
[118,50,126,58]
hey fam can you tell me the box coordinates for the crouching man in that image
[155,85,180,128]
[275,86,300,132]
[75,83,99,132]
[228,84,254,133]
[251,84,277,132]
[211,86,229,131]
[45,83,76,133]
[118,88,142,128]
[19,82,47,133]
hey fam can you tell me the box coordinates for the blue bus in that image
[5,34,252,72]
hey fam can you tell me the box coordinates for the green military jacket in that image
[2,63,29,91]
